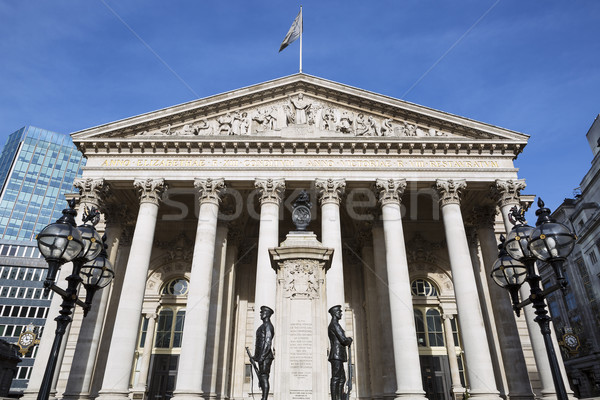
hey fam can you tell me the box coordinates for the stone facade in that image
[22,74,574,400]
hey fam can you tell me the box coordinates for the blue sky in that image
[1,1,598,216]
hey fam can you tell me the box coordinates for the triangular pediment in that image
[71,74,528,144]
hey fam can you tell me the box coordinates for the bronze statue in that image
[328,305,352,400]
[252,306,274,400]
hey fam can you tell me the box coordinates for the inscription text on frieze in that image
[97,157,503,169]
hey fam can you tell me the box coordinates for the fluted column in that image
[372,222,397,395]
[493,179,573,400]
[97,178,166,400]
[63,179,117,400]
[132,312,158,396]
[472,204,534,400]
[442,313,464,395]
[315,178,346,310]
[375,178,426,400]
[435,179,500,400]
[253,178,285,331]
[172,178,225,400]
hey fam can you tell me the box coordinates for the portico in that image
[22,74,570,400]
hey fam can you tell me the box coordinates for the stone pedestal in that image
[269,231,333,400]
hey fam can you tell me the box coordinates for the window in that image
[589,250,598,265]
[426,309,445,347]
[139,317,149,348]
[155,309,174,348]
[172,310,186,348]
[411,279,439,297]
[162,278,189,296]
[413,307,445,347]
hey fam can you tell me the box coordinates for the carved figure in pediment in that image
[218,113,234,135]
[397,122,417,136]
[240,112,251,135]
[338,111,353,134]
[289,93,311,125]
[231,111,242,135]
[176,124,195,136]
[266,107,278,131]
[367,116,381,136]
[355,113,369,136]
[193,120,214,136]
[321,108,336,131]
[253,109,269,133]
[283,105,295,125]
[381,118,394,136]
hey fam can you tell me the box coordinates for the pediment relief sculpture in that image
[129,94,452,140]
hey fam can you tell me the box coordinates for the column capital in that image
[375,178,407,207]
[255,178,285,206]
[133,178,167,206]
[435,179,466,207]
[194,178,226,206]
[491,179,526,208]
[315,178,346,206]
[74,178,111,210]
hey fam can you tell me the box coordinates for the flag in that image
[279,9,302,52]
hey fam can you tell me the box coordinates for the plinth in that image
[269,231,333,400]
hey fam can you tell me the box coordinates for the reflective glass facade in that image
[0,126,85,240]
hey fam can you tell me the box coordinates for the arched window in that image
[413,307,445,348]
[426,309,444,346]
[154,308,186,349]
[411,279,438,297]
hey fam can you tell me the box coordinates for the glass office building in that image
[0,126,85,240]
[0,126,85,394]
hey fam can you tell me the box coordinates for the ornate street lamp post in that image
[35,199,115,400]
[490,198,576,400]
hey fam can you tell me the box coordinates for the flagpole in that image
[299,5,303,73]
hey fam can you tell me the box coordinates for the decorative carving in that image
[194,178,226,206]
[405,233,444,264]
[315,178,346,206]
[288,93,312,125]
[73,178,110,209]
[375,178,407,206]
[465,205,497,229]
[255,178,285,206]
[491,179,526,208]
[282,259,321,299]
[291,190,312,231]
[156,232,194,262]
[435,179,466,207]
[127,94,457,140]
[133,178,167,206]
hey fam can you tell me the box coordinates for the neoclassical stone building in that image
[23,74,573,400]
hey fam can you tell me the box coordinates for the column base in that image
[391,391,428,400]
[170,391,204,400]
[62,393,93,400]
[96,390,131,400]
[506,394,535,400]
[468,390,503,400]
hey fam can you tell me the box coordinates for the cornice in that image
[76,137,524,158]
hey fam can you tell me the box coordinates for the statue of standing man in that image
[328,305,352,400]
[252,306,275,400]
[289,93,311,124]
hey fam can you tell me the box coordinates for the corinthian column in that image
[375,178,426,400]
[97,178,166,400]
[435,179,501,400]
[492,179,573,400]
[253,178,285,331]
[471,204,534,400]
[172,178,225,400]
[315,178,346,310]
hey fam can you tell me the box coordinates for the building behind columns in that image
[538,114,600,398]
[22,74,576,400]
